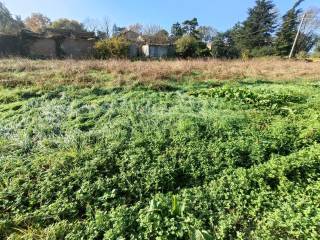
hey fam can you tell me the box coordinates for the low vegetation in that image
[1,0,319,59]
[94,37,130,59]
[0,59,320,239]
[1,58,320,88]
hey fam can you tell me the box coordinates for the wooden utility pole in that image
[289,12,307,59]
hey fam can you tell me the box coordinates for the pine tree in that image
[171,18,201,40]
[274,0,304,56]
[182,18,200,39]
[171,22,184,39]
[239,0,278,51]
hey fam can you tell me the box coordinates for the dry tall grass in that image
[0,58,319,87]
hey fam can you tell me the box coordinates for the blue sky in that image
[3,0,320,31]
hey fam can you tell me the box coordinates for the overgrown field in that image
[1,59,320,239]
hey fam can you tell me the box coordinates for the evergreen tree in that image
[274,0,304,56]
[239,0,278,51]
[171,22,184,38]
[182,18,200,39]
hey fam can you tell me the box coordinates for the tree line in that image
[1,0,319,58]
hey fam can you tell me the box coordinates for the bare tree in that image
[101,17,111,38]
[143,24,162,36]
[83,18,100,32]
[83,17,112,38]
[198,26,217,43]
[296,7,320,52]
[128,23,143,34]
[142,24,169,43]
[301,7,320,34]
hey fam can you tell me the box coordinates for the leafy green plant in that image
[94,37,130,59]
[0,79,320,239]
[175,36,210,58]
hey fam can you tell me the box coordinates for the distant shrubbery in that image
[94,37,130,59]
[50,18,85,32]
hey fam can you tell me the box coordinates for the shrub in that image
[250,46,276,57]
[196,41,211,57]
[211,34,240,59]
[296,50,309,59]
[50,18,85,32]
[175,36,199,58]
[94,37,130,59]
[175,36,210,58]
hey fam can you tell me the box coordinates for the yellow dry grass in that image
[0,58,319,87]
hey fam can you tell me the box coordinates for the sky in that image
[3,0,320,32]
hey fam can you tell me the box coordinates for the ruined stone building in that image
[0,29,95,59]
[0,28,176,59]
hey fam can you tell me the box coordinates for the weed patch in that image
[0,67,320,239]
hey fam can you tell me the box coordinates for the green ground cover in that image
[1,79,320,239]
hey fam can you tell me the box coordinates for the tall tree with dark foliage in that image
[237,0,278,54]
[274,0,305,56]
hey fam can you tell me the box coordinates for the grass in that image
[0,58,320,239]
[1,58,320,88]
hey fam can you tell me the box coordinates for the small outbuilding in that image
[142,44,175,58]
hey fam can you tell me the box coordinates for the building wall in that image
[0,34,21,56]
[60,38,94,58]
[142,44,174,58]
[128,44,139,58]
[28,38,57,58]
[142,45,150,57]
[150,45,169,58]
[0,32,176,59]
[0,33,95,59]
